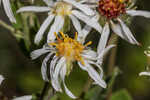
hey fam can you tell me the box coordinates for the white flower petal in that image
[30,45,50,60]
[0,75,4,85]
[81,15,100,42]
[87,60,104,79]
[127,10,150,18]
[82,50,97,60]
[50,56,59,80]
[13,95,32,100]
[64,0,95,16]
[51,57,65,92]
[72,10,102,34]
[47,15,64,42]
[98,45,116,60]
[41,53,53,82]
[43,0,54,6]
[69,15,82,37]
[78,61,107,88]
[139,72,150,76]
[60,63,77,99]
[97,22,110,55]
[78,62,87,71]
[79,0,98,3]
[17,6,50,13]
[110,20,124,39]
[117,18,139,45]
[81,25,92,42]
[34,15,55,44]
[2,0,16,23]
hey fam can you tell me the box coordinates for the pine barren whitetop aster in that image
[81,0,150,45]
[31,32,115,99]
[17,0,102,44]
[0,0,16,23]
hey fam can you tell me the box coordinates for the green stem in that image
[106,34,119,100]
[0,20,23,39]
[21,14,31,50]
[40,82,55,100]
[107,34,119,75]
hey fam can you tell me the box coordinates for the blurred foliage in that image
[110,89,132,100]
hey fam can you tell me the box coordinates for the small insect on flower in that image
[30,32,114,99]
[0,0,16,23]
[82,0,150,45]
[17,0,101,44]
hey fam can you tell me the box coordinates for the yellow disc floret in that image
[49,32,92,65]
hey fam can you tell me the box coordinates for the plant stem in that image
[107,34,119,75]
[40,82,55,100]
[21,14,31,50]
[0,20,23,39]
[106,34,119,100]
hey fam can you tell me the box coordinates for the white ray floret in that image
[0,0,16,23]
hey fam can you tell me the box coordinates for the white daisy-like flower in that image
[13,95,32,100]
[31,31,114,99]
[81,0,150,45]
[0,0,16,23]
[0,75,4,85]
[17,0,102,44]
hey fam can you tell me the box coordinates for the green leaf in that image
[110,89,133,100]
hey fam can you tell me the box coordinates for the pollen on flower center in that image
[49,32,92,65]
[52,2,72,16]
[98,0,128,19]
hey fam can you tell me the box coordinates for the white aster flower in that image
[13,95,32,100]
[17,0,102,44]
[0,0,16,23]
[31,32,114,99]
[81,0,150,45]
[0,75,4,85]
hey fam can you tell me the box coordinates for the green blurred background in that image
[0,0,150,100]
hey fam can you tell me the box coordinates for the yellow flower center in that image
[49,32,92,65]
[52,2,72,16]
